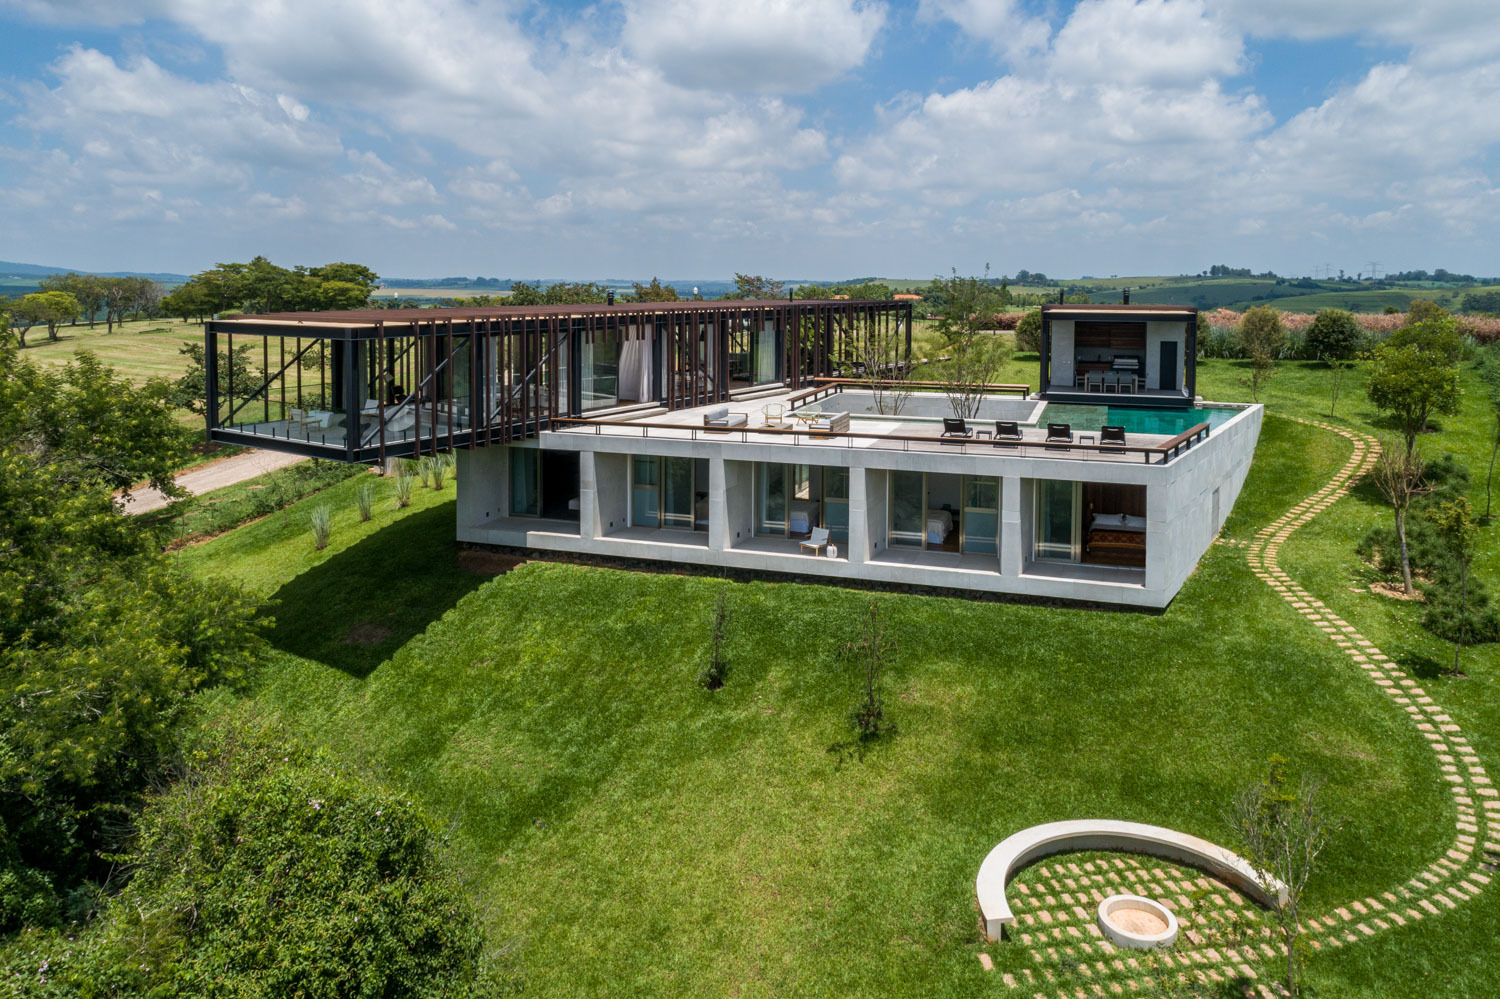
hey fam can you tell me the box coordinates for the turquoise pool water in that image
[1039,403,1240,437]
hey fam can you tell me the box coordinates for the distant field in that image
[17,317,203,385]
[374,287,509,300]
[1227,288,1462,313]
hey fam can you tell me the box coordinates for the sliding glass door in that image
[632,456,700,530]
[889,470,925,548]
[961,475,999,554]
[824,467,850,543]
[1034,479,1081,561]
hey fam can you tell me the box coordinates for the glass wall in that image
[755,462,789,535]
[580,336,620,412]
[961,475,999,554]
[754,320,778,385]
[631,456,703,530]
[888,470,925,548]
[824,467,850,543]
[510,449,539,516]
[1034,479,1080,561]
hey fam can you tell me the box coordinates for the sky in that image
[1,0,1498,281]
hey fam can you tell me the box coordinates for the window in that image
[1034,479,1080,561]
[961,475,999,555]
[632,456,704,530]
[510,449,540,516]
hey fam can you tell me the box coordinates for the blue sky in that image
[1,0,1497,280]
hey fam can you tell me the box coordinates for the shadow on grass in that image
[268,500,485,678]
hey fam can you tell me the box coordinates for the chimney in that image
[607,290,616,306]
[1122,288,1130,305]
[1057,287,1064,304]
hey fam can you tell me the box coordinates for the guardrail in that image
[807,377,1033,398]
[549,418,1211,464]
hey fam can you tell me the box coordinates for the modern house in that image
[203,299,1259,608]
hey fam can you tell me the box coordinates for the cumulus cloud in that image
[621,0,886,93]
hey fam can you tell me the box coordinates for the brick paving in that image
[981,415,1493,997]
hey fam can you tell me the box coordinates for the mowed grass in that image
[17,317,204,385]
[176,388,1489,995]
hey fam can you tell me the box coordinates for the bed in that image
[790,500,822,535]
[1086,512,1147,566]
[926,508,954,545]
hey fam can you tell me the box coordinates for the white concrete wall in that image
[1145,321,1188,392]
[456,446,507,528]
[455,404,1263,608]
[594,452,629,535]
[1048,320,1075,387]
[722,459,755,547]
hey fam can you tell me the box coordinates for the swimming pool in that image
[1038,403,1241,437]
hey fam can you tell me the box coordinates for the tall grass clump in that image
[309,505,333,550]
[393,471,415,509]
[356,482,375,522]
[431,454,448,490]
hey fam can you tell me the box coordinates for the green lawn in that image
[17,316,205,385]
[169,355,1500,996]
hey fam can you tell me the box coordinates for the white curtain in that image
[619,332,652,403]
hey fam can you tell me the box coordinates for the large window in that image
[889,471,999,554]
[755,463,840,539]
[961,475,999,555]
[510,449,580,521]
[632,456,706,530]
[1034,479,1080,561]
[580,336,620,412]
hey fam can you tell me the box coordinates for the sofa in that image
[703,405,748,430]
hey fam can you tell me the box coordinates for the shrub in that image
[1305,309,1368,361]
[1234,305,1289,359]
[431,454,448,490]
[356,482,375,522]
[394,471,415,508]
[1014,308,1042,353]
[0,735,507,997]
[309,505,333,550]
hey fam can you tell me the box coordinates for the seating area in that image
[703,405,748,430]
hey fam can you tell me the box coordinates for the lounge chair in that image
[703,405,748,431]
[1100,425,1127,451]
[762,403,787,428]
[800,526,831,556]
[941,417,973,443]
[807,411,850,435]
[1045,422,1073,450]
[994,420,1023,447]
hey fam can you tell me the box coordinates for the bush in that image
[1,734,508,997]
[1305,309,1368,361]
[394,471,415,508]
[141,460,360,544]
[1014,309,1042,353]
[431,454,448,489]
[1197,324,1237,359]
[1234,305,1289,359]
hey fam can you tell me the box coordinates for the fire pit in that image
[1097,894,1177,949]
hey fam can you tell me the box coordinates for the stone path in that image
[984,415,1494,997]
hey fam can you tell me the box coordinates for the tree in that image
[38,273,103,328]
[931,267,1009,419]
[13,292,81,344]
[1226,757,1333,998]
[859,311,912,414]
[731,273,786,299]
[1426,498,1482,673]
[1014,308,1042,353]
[159,282,215,324]
[169,341,258,417]
[1234,306,1287,402]
[1305,309,1366,416]
[1366,340,1461,456]
[318,279,373,310]
[1370,440,1425,595]
[842,602,895,739]
[629,277,681,302]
